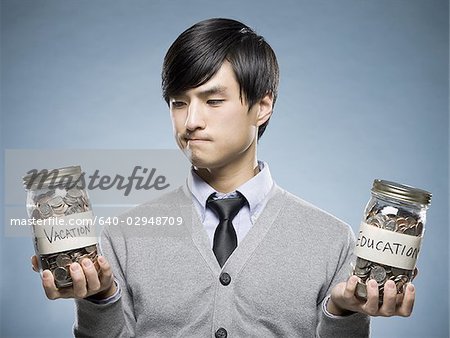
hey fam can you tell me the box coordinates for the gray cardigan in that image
[74,184,370,337]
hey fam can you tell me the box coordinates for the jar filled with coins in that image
[353,179,431,302]
[23,165,99,288]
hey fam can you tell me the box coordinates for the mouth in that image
[184,134,211,144]
[186,139,210,146]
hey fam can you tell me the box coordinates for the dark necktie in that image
[207,192,247,267]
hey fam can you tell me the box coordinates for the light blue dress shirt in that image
[186,161,274,247]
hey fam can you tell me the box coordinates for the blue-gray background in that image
[1,0,448,337]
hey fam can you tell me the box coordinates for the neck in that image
[195,156,259,193]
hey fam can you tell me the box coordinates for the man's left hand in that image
[328,275,415,317]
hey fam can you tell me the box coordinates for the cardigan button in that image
[219,272,231,286]
[215,327,228,338]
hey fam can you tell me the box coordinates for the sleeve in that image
[84,278,122,305]
[315,224,371,338]
[73,224,136,338]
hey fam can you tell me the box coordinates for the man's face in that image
[169,62,261,171]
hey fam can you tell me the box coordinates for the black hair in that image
[162,18,279,139]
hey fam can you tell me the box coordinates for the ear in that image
[256,93,273,127]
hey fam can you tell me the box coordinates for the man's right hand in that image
[31,255,116,300]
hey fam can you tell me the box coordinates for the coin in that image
[354,266,370,278]
[416,222,424,236]
[48,196,64,208]
[67,188,82,198]
[85,245,96,254]
[36,194,50,204]
[31,209,42,220]
[65,205,82,215]
[355,282,367,300]
[391,267,405,276]
[403,227,416,236]
[72,251,83,262]
[46,189,56,197]
[53,267,68,282]
[63,194,77,206]
[393,275,409,293]
[370,265,387,284]
[356,258,369,268]
[53,204,68,215]
[367,216,382,228]
[75,252,92,264]
[38,203,53,218]
[56,253,72,267]
[40,257,50,270]
[384,219,397,231]
[79,196,90,211]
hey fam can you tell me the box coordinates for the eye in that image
[207,99,225,106]
[170,101,186,109]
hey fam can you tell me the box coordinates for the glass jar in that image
[353,179,431,302]
[23,165,99,288]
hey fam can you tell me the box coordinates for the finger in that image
[81,259,101,294]
[397,283,415,317]
[363,279,380,315]
[31,255,39,273]
[395,289,405,306]
[70,263,88,298]
[379,280,397,316]
[97,256,114,287]
[42,270,62,300]
[343,275,359,300]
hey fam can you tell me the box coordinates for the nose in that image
[185,101,206,131]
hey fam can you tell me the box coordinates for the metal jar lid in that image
[23,165,82,190]
[372,179,431,206]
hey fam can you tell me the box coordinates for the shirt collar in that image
[187,161,274,219]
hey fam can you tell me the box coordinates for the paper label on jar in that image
[354,222,422,270]
[32,211,97,255]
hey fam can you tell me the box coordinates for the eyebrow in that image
[197,85,228,97]
[170,85,228,101]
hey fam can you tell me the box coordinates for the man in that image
[33,18,415,337]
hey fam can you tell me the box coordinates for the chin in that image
[188,158,211,169]
[187,155,219,170]
[183,149,205,167]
